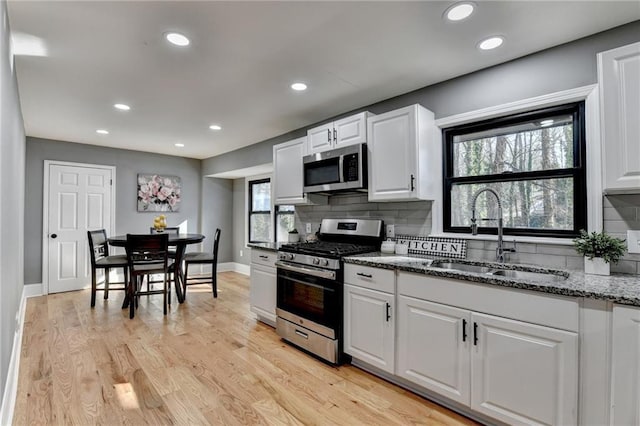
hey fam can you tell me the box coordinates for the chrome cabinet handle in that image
[473,322,478,346]
[385,303,391,322]
[410,174,415,191]
[333,128,337,142]
[462,319,467,342]
[356,272,372,278]
[259,255,268,259]
[327,129,331,143]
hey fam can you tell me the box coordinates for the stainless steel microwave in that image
[303,143,367,193]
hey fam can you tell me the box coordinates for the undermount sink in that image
[431,261,568,283]
[491,269,568,282]
[431,262,493,274]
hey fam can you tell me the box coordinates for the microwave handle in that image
[339,155,344,183]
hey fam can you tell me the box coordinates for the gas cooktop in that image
[279,240,378,259]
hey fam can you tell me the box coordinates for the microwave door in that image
[304,157,341,191]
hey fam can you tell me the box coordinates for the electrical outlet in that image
[627,230,640,254]
[239,250,244,257]
[306,223,312,234]
[386,224,395,238]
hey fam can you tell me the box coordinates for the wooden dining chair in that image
[125,233,174,319]
[87,229,129,308]
[182,228,221,299]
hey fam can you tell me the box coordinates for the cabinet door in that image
[249,264,277,326]
[334,112,368,149]
[599,42,640,193]
[471,312,578,426]
[344,284,395,373]
[307,122,334,154]
[367,106,418,201]
[397,296,471,405]
[611,305,640,426]
[273,137,307,205]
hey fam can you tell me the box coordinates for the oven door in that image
[276,262,341,334]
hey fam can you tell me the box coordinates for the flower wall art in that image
[137,174,181,212]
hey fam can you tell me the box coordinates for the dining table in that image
[108,233,205,304]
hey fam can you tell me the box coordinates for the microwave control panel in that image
[343,153,359,182]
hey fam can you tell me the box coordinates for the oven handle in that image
[275,261,337,280]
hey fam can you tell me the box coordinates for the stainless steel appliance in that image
[303,143,367,193]
[276,218,383,364]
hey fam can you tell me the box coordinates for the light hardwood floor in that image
[13,272,479,425]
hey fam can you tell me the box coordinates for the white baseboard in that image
[0,284,40,425]
[218,262,250,276]
[187,262,250,276]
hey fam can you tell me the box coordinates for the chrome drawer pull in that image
[295,329,309,339]
[356,272,373,278]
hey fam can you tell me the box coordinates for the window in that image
[276,205,295,242]
[248,178,271,243]
[443,102,586,238]
[248,177,295,243]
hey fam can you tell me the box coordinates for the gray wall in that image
[24,137,204,284]
[0,0,26,405]
[200,176,233,262]
[221,21,640,274]
[232,178,250,266]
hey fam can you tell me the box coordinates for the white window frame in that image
[431,84,602,246]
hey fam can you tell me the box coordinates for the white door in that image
[249,264,277,325]
[334,112,368,149]
[46,163,114,293]
[344,284,395,373]
[307,122,334,154]
[367,106,417,201]
[397,296,471,405]
[273,137,307,205]
[610,305,640,426]
[471,312,578,426]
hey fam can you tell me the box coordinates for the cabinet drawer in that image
[251,249,277,267]
[344,264,395,293]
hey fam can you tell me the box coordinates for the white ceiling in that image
[7,1,640,160]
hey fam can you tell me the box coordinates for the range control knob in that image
[321,259,329,266]
[288,253,295,260]
[312,257,320,265]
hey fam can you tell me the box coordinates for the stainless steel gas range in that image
[275,218,383,364]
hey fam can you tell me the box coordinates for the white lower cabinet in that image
[344,284,395,374]
[397,296,471,405]
[397,296,578,425]
[610,304,640,425]
[249,249,277,326]
[470,312,578,426]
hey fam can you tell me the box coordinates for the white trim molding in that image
[42,161,117,295]
[0,284,42,425]
[432,84,602,237]
[219,262,250,276]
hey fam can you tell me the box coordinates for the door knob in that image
[51,233,57,239]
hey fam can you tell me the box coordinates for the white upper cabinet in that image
[273,137,327,205]
[598,42,640,194]
[306,112,370,154]
[367,104,441,202]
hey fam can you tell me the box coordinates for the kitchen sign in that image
[395,235,467,259]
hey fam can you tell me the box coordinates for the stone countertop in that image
[344,252,640,307]
[247,242,281,252]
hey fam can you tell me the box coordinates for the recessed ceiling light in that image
[478,36,504,50]
[96,129,109,135]
[165,32,190,47]
[209,124,222,131]
[114,103,130,111]
[445,2,475,21]
[175,143,185,147]
[540,119,555,127]
[291,82,307,91]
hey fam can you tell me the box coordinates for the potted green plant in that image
[573,230,626,276]
[288,228,299,243]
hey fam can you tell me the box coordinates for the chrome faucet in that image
[470,188,516,263]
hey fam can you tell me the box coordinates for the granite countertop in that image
[247,242,281,252]
[344,252,640,307]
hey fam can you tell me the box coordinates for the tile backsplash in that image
[294,193,640,275]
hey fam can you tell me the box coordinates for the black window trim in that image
[442,101,587,239]
[248,177,271,243]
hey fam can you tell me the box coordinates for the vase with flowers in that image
[573,230,626,276]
